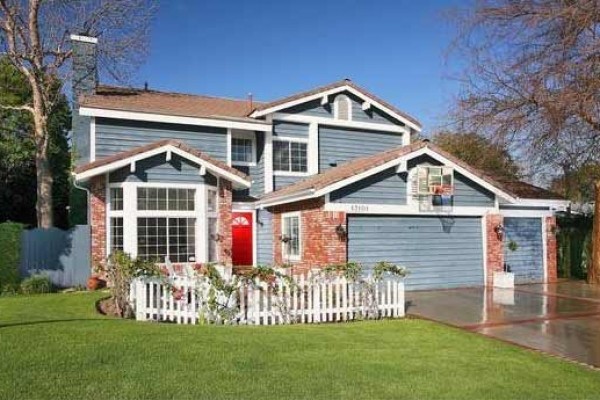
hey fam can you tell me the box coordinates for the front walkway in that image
[406,281,600,367]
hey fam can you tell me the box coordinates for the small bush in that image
[0,283,20,297]
[20,275,53,295]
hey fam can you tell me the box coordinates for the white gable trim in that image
[273,113,408,134]
[258,146,519,207]
[250,85,421,132]
[74,144,251,188]
[79,107,272,132]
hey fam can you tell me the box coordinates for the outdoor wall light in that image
[335,224,347,239]
[280,234,291,243]
[494,224,505,241]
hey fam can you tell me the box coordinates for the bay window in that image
[106,182,218,264]
[273,140,307,174]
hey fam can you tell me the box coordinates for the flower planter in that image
[493,271,514,289]
[87,276,106,291]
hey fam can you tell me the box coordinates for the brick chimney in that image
[70,34,98,165]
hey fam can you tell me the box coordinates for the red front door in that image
[232,212,253,266]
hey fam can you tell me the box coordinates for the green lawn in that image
[1,293,599,399]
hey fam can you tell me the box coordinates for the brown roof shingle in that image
[254,79,422,129]
[74,139,250,183]
[259,141,564,204]
[80,85,266,122]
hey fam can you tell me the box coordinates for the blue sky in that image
[136,0,464,133]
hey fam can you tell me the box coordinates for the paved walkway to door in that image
[406,281,600,367]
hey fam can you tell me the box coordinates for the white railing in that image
[130,270,405,326]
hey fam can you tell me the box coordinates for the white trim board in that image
[324,202,496,216]
[273,113,408,134]
[251,84,421,132]
[75,143,251,188]
[79,107,272,132]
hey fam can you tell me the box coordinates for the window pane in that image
[207,189,217,213]
[137,187,195,211]
[290,142,307,172]
[110,217,123,253]
[232,137,253,163]
[283,216,300,257]
[208,217,218,262]
[110,188,123,211]
[137,217,168,263]
[168,218,196,263]
[273,141,290,171]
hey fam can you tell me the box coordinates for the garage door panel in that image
[504,217,543,284]
[348,215,484,290]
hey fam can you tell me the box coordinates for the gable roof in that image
[74,139,250,188]
[251,79,422,131]
[258,141,563,207]
[80,85,265,122]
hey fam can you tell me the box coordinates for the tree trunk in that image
[588,180,600,284]
[33,107,53,228]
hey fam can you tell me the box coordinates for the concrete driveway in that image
[406,281,600,367]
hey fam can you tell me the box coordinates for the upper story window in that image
[231,131,256,166]
[334,94,352,121]
[273,139,308,174]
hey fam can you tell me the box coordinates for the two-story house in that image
[71,35,568,290]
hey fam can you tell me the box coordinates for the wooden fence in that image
[20,225,91,288]
[130,271,405,325]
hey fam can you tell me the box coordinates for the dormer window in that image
[334,95,352,121]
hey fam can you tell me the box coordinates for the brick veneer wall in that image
[546,216,558,283]
[485,214,504,287]
[218,179,233,267]
[271,197,347,273]
[90,176,107,270]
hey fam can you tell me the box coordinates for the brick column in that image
[546,216,558,283]
[90,176,107,271]
[485,214,504,287]
[217,178,233,267]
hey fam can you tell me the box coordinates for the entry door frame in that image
[232,209,257,267]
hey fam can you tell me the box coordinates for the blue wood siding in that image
[73,113,91,165]
[252,132,265,196]
[319,126,404,171]
[95,118,227,161]
[256,209,273,265]
[348,216,484,290]
[273,121,309,139]
[109,153,217,185]
[284,91,400,126]
[330,168,407,205]
[504,217,544,283]
[453,173,495,207]
[273,175,304,191]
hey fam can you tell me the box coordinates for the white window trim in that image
[106,181,207,262]
[333,94,352,121]
[230,130,257,167]
[272,137,309,176]
[281,211,302,262]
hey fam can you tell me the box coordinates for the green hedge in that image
[0,222,25,290]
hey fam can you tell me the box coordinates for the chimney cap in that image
[70,34,98,44]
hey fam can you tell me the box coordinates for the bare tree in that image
[449,0,600,283]
[0,0,156,228]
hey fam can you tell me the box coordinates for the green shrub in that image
[0,222,24,288]
[20,275,53,295]
[0,283,20,297]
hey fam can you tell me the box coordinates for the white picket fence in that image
[130,271,405,325]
